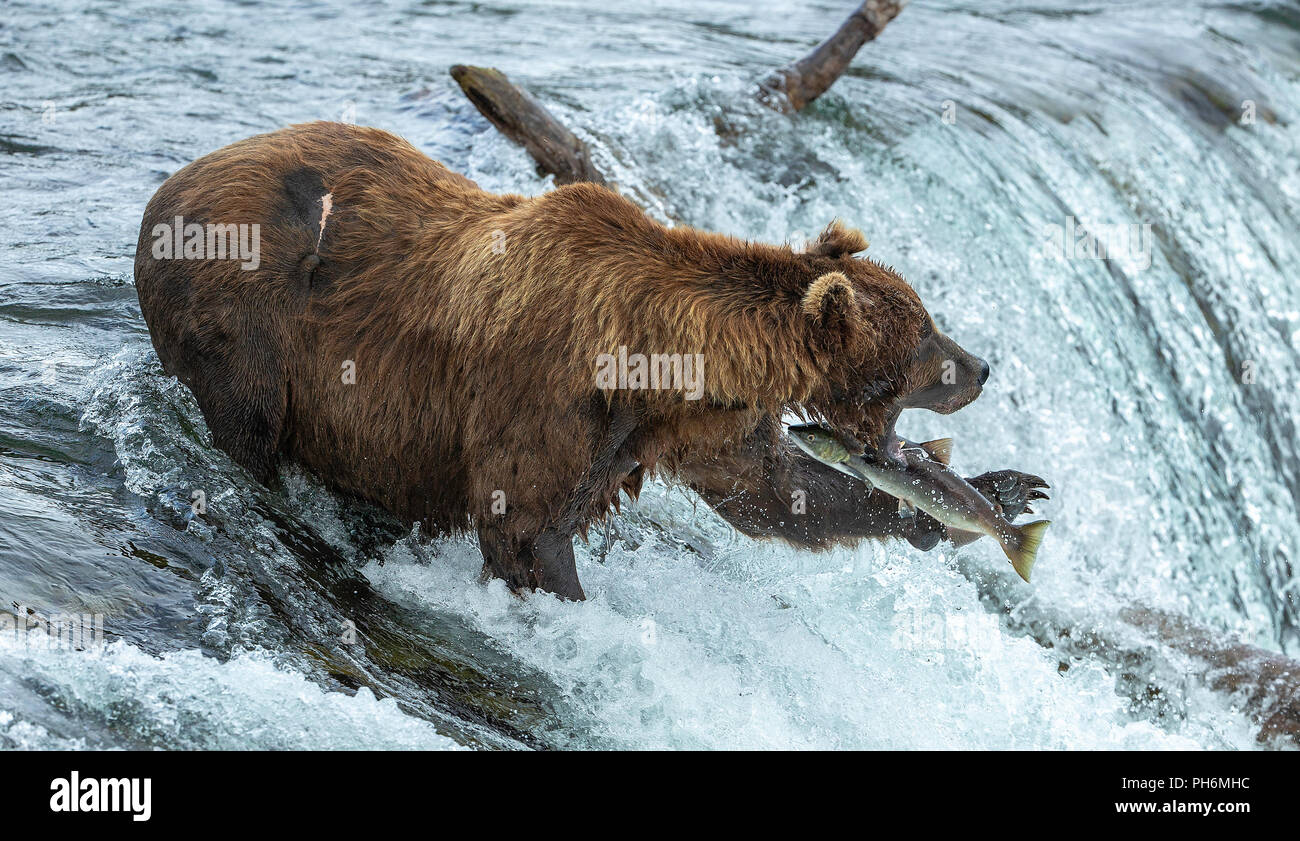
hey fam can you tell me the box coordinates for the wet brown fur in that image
[135,122,981,597]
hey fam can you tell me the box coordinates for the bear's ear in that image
[802,271,860,351]
[807,220,869,258]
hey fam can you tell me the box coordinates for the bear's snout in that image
[897,329,987,415]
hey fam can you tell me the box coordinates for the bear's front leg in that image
[676,415,931,549]
[677,415,1048,551]
[477,525,586,601]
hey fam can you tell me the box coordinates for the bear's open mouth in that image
[878,430,905,464]
[860,400,907,466]
[866,425,906,467]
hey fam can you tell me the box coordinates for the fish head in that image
[786,423,853,464]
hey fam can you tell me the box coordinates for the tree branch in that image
[757,0,904,113]
[450,64,606,185]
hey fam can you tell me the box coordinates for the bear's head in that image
[798,220,988,459]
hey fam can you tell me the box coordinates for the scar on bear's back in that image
[280,167,334,287]
[281,167,327,227]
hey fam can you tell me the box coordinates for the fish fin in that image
[1006,520,1050,582]
[898,498,916,517]
[947,527,983,547]
[919,438,954,466]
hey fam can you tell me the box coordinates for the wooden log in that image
[448,3,904,187]
[449,64,606,185]
[757,0,904,113]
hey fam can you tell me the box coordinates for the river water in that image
[2,0,1298,749]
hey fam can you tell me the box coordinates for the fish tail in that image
[1004,520,1050,582]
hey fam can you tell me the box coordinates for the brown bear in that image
[134,121,1047,600]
